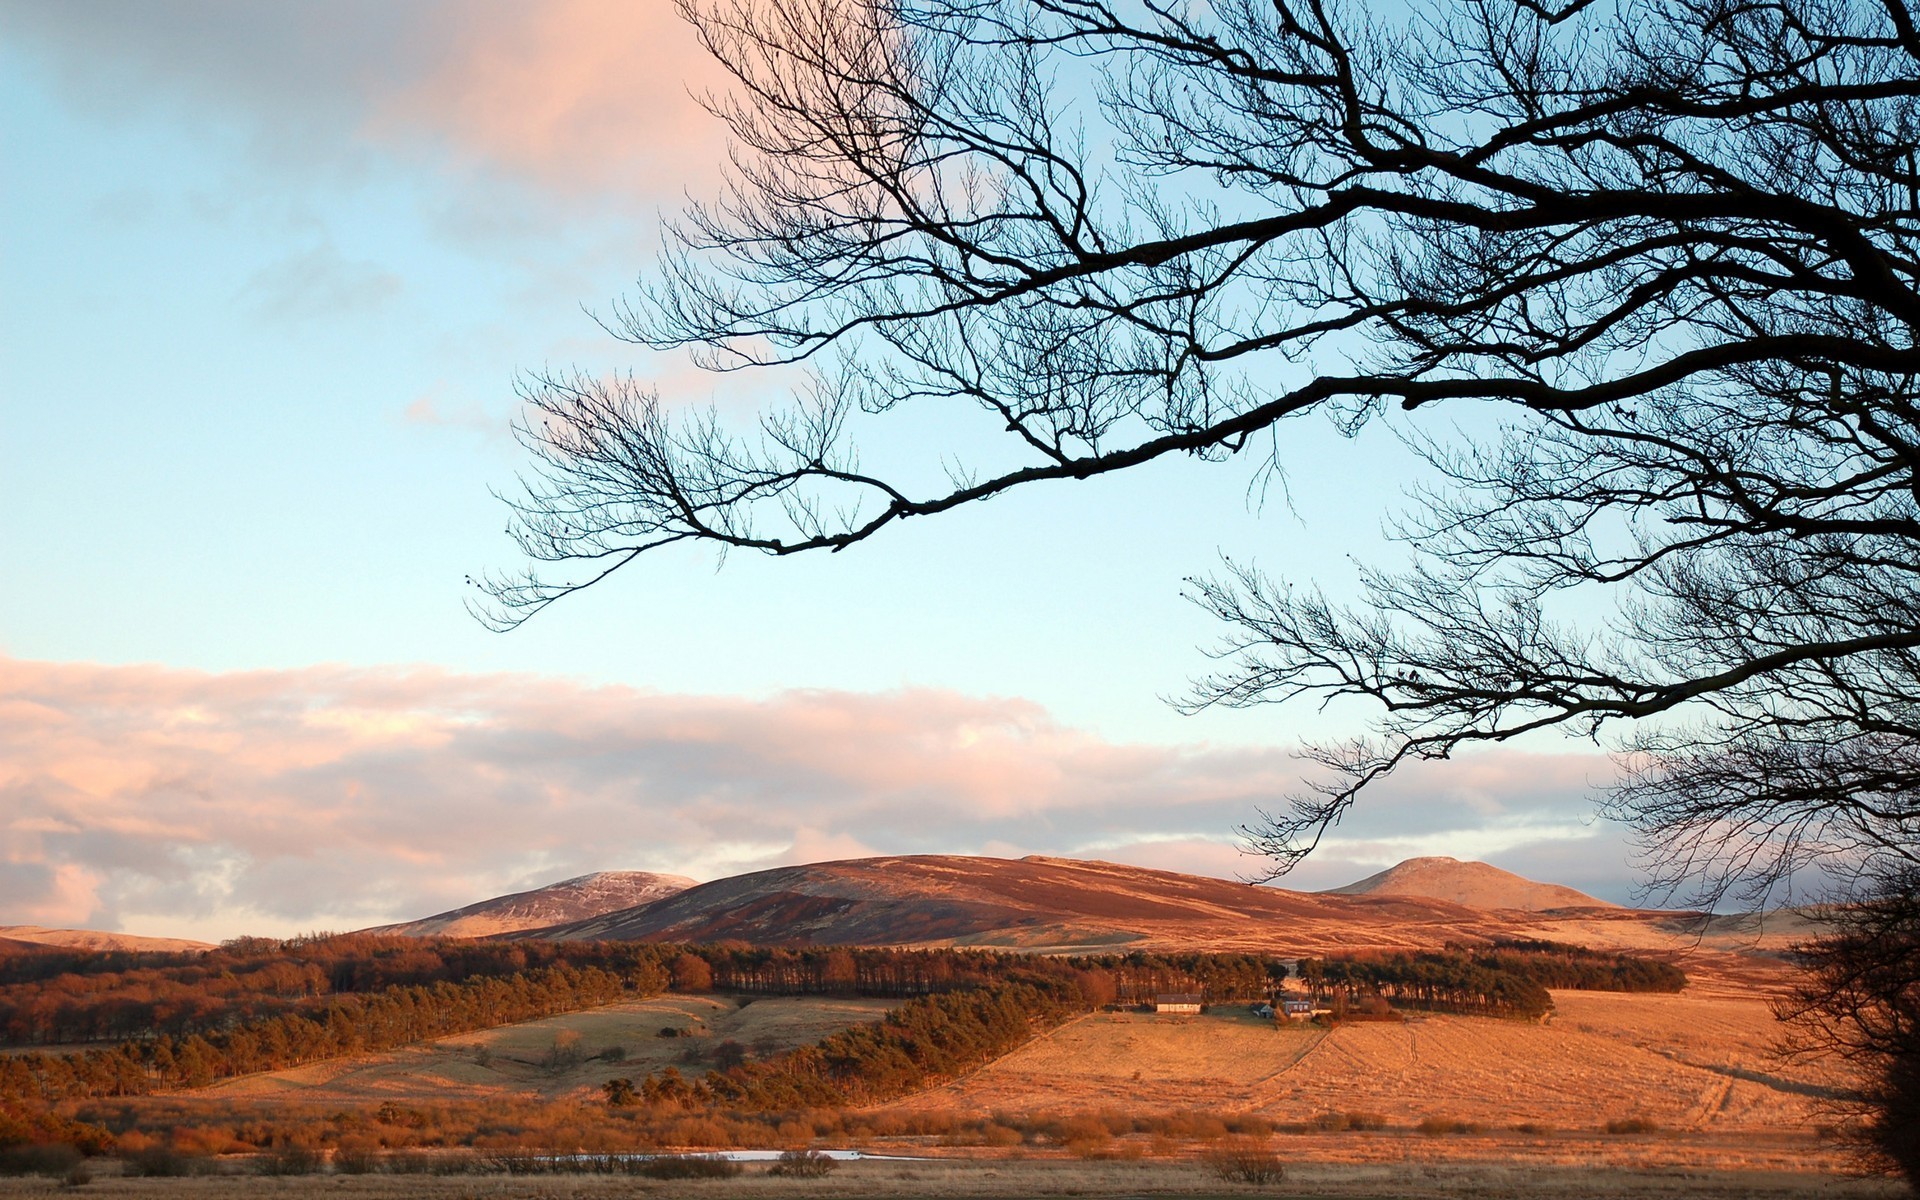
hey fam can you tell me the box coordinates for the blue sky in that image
[0,1,1642,939]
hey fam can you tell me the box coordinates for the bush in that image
[0,1143,83,1178]
[1603,1117,1660,1135]
[1204,1140,1287,1184]
[1302,1110,1388,1132]
[1416,1116,1484,1136]
[123,1147,210,1177]
[256,1142,323,1175]
[638,1154,742,1180]
[768,1149,837,1178]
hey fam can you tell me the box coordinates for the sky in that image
[0,0,1646,941]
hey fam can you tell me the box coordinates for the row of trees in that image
[1465,941,1688,994]
[0,936,691,1047]
[1,964,639,1103]
[680,945,1287,1006]
[616,976,1089,1112]
[1300,952,1551,1019]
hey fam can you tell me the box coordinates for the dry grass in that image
[0,1157,1902,1199]
[200,994,898,1103]
[876,991,1855,1171]
[894,1009,1325,1114]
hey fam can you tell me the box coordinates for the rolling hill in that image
[1325,855,1615,911]
[368,870,697,937]
[0,925,213,953]
[505,854,1799,987]
[523,854,1557,954]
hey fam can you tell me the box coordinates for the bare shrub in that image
[768,1149,836,1178]
[638,1154,742,1180]
[1204,1139,1287,1185]
[0,1144,83,1178]
[256,1141,323,1175]
[122,1147,206,1178]
[1604,1117,1660,1135]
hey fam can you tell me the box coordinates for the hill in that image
[0,925,213,953]
[524,854,1525,954]
[368,870,696,938]
[1325,856,1615,912]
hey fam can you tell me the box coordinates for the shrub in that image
[256,1142,324,1176]
[0,1143,83,1178]
[1512,1122,1556,1136]
[1416,1116,1484,1136]
[123,1146,206,1177]
[637,1154,742,1180]
[1604,1117,1660,1135]
[1204,1139,1287,1185]
[1303,1110,1388,1132]
[768,1149,837,1178]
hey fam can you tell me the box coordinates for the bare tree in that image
[480,0,1919,1176]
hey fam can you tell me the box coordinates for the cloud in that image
[240,241,402,321]
[3,0,731,203]
[0,657,1636,940]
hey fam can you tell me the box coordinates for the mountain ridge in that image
[367,870,696,938]
[1324,855,1615,912]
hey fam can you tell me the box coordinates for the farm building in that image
[1154,994,1203,1014]
[1280,999,1314,1019]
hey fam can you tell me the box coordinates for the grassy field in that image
[878,991,1851,1172]
[199,994,900,1103]
[0,1156,1902,1199]
[89,988,1871,1182]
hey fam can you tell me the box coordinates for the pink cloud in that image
[370,1,730,198]
[0,657,1632,941]
[8,1,733,203]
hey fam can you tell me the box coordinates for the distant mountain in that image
[1325,856,1615,912]
[369,871,697,938]
[0,925,213,953]
[521,854,1503,954]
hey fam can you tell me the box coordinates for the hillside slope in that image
[0,926,213,953]
[523,854,1505,954]
[1325,856,1614,912]
[369,871,696,938]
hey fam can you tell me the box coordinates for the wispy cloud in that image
[4,0,731,203]
[0,657,1632,941]
[240,240,402,321]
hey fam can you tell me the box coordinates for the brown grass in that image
[0,1157,1903,1199]
[200,994,899,1104]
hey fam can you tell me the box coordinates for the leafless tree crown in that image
[481,0,1920,909]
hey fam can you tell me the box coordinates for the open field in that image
[0,1156,1901,1199]
[199,994,899,1103]
[882,990,1852,1172]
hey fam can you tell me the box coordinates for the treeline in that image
[0,936,681,1047]
[2,939,1289,1049]
[1,963,643,1103]
[686,945,1285,1007]
[618,975,1091,1112]
[1472,939,1688,993]
[1300,942,1688,1019]
[1303,951,1555,1018]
